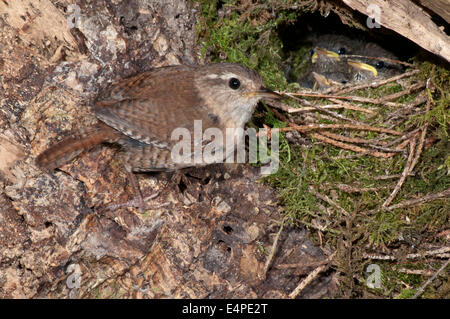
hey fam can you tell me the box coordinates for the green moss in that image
[395,289,416,299]
[196,0,304,90]
[197,0,449,298]
[414,61,450,136]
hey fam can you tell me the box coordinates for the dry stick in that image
[412,259,450,299]
[268,123,403,158]
[335,183,388,194]
[312,132,397,158]
[308,186,351,216]
[380,82,425,102]
[385,91,428,122]
[329,69,420,95]
[383,188,450,212]
[374,173,415,180]
[352,127,421,159]
[262,219,286,280]
[289,251,337,299]
[406,248,450,259]
[287,102,375,114]
[319,131,403,154]
[409,130,426,171]
[383,128,422,148]
[297,220,341,235]
[327,98,376,114]
[319,131,387,145]
[280,93,365,124]
[398,269,435,276]
[345,127,420,159]
[340,138,410,160]
[282,91,403,107]
[409,86,432,171]
[363,247,450,261]
[265,95,367,114]
[382,136,418,208]
[276,259,331,270]
[268,101,401,158]
[362,144,404,154]
[275,123,402,136]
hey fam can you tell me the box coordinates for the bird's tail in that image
[36,124,119,170]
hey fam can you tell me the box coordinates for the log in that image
[341,0,450,63]
[415,0,450,24]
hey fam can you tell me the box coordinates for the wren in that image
[36,63,280,211]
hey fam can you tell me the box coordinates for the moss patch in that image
[196,0,449,298]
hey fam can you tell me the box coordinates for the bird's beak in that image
[312,72,334,88]
[249,87,281,99]
[347,59,378,77]
[312,48,341,63]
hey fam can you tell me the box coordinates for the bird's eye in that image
[337,47,346,55]
[376,61,385,69]
[229,78,240,90]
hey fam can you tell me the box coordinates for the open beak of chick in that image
[347,59,378,77]
[312,47,341,63]
[311,72,339,88]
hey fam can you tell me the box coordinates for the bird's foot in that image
[106,192,170,213]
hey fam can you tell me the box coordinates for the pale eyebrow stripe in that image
[205,72,239,80]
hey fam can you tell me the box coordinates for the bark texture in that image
[0,0,335,298]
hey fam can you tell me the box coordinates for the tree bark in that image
[341,0,450,62]
[0,0,334,299]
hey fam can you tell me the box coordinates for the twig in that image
[281,93,365,123]
[374,173,415,180]
[383,188,450,211]
[379,82,425,102]
[319,131,404,154]
[383,128,422,148]
[329,69,420,95]
[318,131,386,145]
[274,123,402,136]
[335,183,388,194]
[289,251,336,299]
[327,98,376,114]
[363,247,450,261]
[297,220,341,235]
[312,132,397,158]
[382,136,418,208]
[308,186,350,216]
[275,258,332,270]
[363,144,405,154]
[385,91,427,122]
[281,91,403,107]
[410,84,433,171]
[398,269,435,276]
[287,102,375,114]
[412,259,450,299]
[338,138,409,160]
[262,219,286,280]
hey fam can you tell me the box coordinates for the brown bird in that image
[36,63,280,211]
